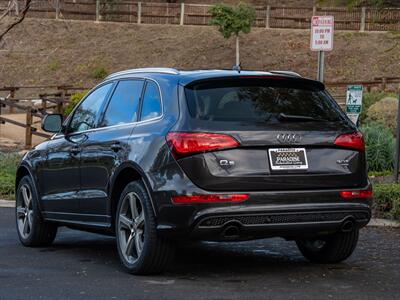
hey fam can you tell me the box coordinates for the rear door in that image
[174,76,367,191]
[78,79,144,220]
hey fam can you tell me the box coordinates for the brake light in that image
[340,188,373,199]
[334,132,365,151]
[166,132,239,158]
[171,194,249,204]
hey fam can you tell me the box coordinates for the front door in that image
[41,82,114,221]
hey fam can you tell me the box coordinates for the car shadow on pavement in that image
[48,229,354,276]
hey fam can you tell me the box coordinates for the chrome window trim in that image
[53,76,164,138]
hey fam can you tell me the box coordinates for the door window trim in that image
[63,81,116,136]
[55,77,164,138]
[138,79,163,123]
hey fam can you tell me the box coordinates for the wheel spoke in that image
[21,186,31,208]
[16,206,26,218]
[27,211,33,228]
[135,212,144,229]
[129,194,139,219]
[135,230,143,255]
[125,234,135,257]
[22,218,29,235]
[119,214,132,230]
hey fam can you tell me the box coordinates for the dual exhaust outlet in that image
[220,217,357,239]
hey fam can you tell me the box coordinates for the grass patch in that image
[0,152,20,200]
[373,183,400,220]
[91,65,108,79]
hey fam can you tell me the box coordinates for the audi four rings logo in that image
[276,133,302,143]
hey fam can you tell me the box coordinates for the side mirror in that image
[42,114,63,133]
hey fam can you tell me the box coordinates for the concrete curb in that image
[0,199,399,227]
[0,199,14,208]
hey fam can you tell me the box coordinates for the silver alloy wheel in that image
[118,192,145,264]
[16,184,33,239]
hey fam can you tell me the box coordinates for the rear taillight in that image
[171,194,249,204]
[340,188,373,199]
[334,132,365,152]
[166,132,239,158]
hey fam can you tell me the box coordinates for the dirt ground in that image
[0,113,46,149]
[0,18,399,91]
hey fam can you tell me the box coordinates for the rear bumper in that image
[152,187,372,241]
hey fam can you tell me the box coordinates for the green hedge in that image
[0,153,20,200]
[373,184,400,220]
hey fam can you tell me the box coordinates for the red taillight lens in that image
[171,194,249,204]
[340,188,373,199]
[166,132,240,158]
[334,132,365,151]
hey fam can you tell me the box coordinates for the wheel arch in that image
[15,164,34,194]
[109,162,156,228]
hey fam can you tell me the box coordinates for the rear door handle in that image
[71,146,80,155]
[111,142,122,152]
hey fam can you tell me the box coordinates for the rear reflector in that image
[166,132,239,158]
[340,189,373,199]
[171,194,249,204]
[334,132,365,152]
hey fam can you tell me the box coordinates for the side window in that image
[68,83,112,134]
[140,81,162,121]
[101,80,144,127]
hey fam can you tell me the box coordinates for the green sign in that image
[345,85,363,114]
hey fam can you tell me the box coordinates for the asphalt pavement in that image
[0,207,399,300]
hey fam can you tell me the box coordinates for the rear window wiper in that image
[277,113,326,122]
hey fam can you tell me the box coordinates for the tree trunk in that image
[235,35,240,67]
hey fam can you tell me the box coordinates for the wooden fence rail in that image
[0,85,86,149]
[1,0,400,31]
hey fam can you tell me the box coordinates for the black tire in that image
[296,229,359,264]
[115,181,175,275]
[15,176,58,247]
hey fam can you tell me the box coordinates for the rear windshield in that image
[184,78,345,123]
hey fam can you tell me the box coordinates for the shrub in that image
[0,152,20,200]
[63,90,88,116]
[366,96,398,135]
[361,121,395,172]
[91,66,108,79]
[373,183,400,220]
[359,92,395,124]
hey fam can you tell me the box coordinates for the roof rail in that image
[106,68,180,79]
[269,70,301,77]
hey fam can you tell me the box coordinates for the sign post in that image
[311,16,334,82]
[345,85,363,125]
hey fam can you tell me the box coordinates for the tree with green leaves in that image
[209,3,256,68]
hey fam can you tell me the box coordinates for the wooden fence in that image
[1,0,400,31]
[0,85,86,149]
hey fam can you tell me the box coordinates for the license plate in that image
[268,148,308,170]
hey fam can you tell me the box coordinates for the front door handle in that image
[111,142,122,152]
[71,146,80,155]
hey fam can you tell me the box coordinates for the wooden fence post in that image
[137,2,141,24]
[25,108,32,149]
[55,0,60,20]
[96,0,100,22]
[180,3,185,25]
[58,89,66,114]
[265,5,270,29]
[9,89,15,114]
[360,7,366,32]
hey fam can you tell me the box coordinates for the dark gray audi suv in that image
[15,68,372,274]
